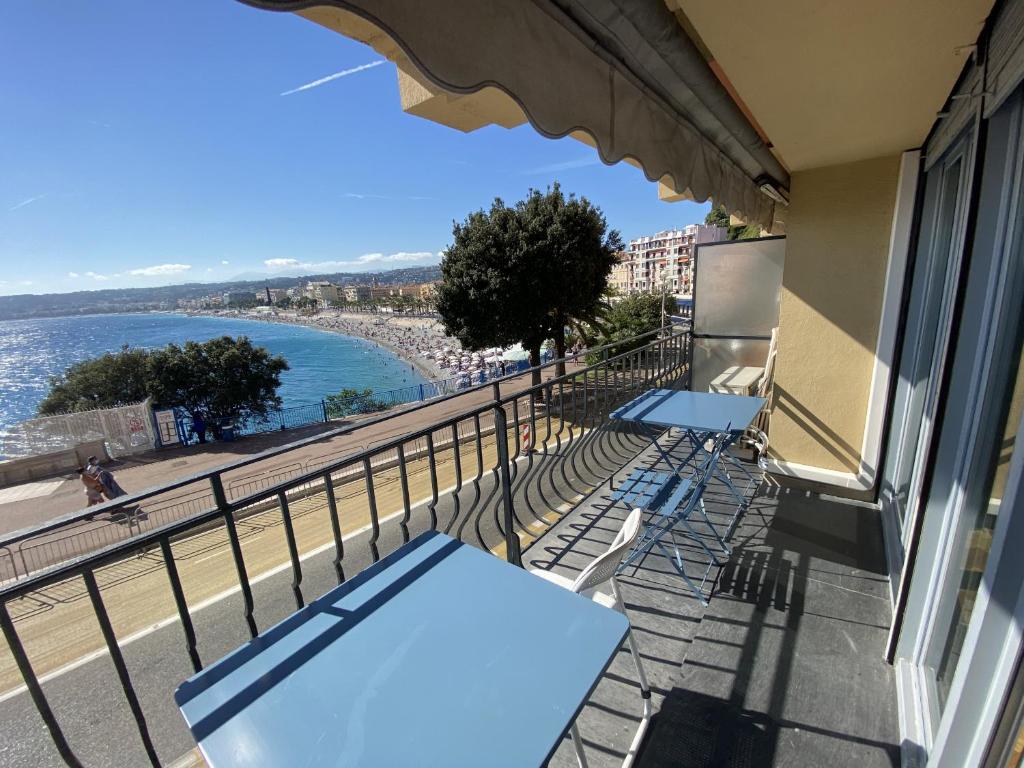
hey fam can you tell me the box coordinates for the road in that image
[0,362,593,538]
[0,417,653,767]
[1,361,619,582]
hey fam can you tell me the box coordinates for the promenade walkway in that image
[0,362,583,536]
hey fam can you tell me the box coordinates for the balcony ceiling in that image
[667,0,995,171]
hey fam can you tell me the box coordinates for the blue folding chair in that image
[611,433,729,605]
[663,425,762,544]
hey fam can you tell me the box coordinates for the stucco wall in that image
[769,154,901,472]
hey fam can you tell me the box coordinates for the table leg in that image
[570,722,590,768]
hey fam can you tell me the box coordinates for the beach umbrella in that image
[502,348,531,362]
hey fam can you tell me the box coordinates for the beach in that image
[190,308,461,381]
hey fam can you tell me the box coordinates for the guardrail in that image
[0,326,690,767]
[232,350,557,436]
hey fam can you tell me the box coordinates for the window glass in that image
[931,349,1024,706]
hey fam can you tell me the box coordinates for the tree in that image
[324,387,390,419]
[293,296,318,313]
[705,205,762,240]
[37,337,289,429]
[274,296,293,309]
[518,185,622,374]
[437,184,620,385]
[584,292,667,364]
[437,199,548,385]
[146,336,289,427]
[38,346,153,415]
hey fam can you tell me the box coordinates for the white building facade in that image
[613,224,726,297]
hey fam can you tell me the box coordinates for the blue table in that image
[611,388,765,443]
[176,532,628,767]
[609,390,765,599]
[612,389,764,481]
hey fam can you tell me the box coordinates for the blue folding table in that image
[611,388,765,514]
[609,389,765,602]
[176,531,628,768]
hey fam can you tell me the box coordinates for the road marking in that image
[0,441,571,702]
[0,479,466,702]
[192,551,227,566]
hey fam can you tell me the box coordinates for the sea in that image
[0,313,427,434]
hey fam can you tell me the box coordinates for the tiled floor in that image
[523,433,900,768]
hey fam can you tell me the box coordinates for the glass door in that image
[927,348,1024,708]
[880,128,975,583]
[896,83,1024,762]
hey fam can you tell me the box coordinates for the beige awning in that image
[244,0,785,229]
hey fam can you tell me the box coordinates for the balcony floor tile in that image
[523,439,899,768]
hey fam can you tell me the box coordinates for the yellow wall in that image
[770,154,901,472]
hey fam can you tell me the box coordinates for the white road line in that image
[191,551,227,566]
[0,445,561,702]
[0,480,465,702]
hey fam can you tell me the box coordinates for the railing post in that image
[321,399,328,422]
[492,383,521,566]
[211,473,258,638]
[684,331,694,390]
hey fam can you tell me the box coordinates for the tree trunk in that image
[529,341,543,388]
[554,329,567,378]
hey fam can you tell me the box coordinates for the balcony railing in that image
[0,326,690,767]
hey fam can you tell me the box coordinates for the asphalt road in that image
[1,421,653,767]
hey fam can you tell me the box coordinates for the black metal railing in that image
[0,326,690,767]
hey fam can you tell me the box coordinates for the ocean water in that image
[0,313,426,432]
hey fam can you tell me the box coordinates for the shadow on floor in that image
[525,439,900,768]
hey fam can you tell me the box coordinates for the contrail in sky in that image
[280,60,386,96]
[8,194,45,212]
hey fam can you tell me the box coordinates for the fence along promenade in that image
[0,326,690,767]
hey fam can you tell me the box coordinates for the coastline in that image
[184,309,450,382]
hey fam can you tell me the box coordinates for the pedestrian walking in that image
[85,455,122,498]
[76,468,104,507]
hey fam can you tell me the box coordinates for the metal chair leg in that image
[653,538,709,605]
[610,580,653,768]
[696,496,732,556]
[570,722,590,768]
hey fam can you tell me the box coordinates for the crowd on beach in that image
[306,312,463,378]
[198,308,464,379]
[199,308,548,387]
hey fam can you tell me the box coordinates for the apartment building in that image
[613,224,726,297]
[343,285,372,302]
[305,281,342,306]
[222,290,256,306]
[265,287,288,304]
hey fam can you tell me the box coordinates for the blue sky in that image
[0,0,709,297]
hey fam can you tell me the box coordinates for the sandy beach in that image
[189,308,461,381]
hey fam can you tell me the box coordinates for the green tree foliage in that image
[519,185,622,374]
[146,336,289,424]
[436,183,621,384]
[293,296,319,313]
[705,205,762,240]
[38,346,153,415]
[324,387,391,419]
[274,296,293,309]
[38,337,289,426]
[591,292,667,363]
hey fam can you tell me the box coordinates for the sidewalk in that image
[0,362,583,536]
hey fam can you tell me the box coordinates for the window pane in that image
[892,157,964,524]
[932,348,1024,706]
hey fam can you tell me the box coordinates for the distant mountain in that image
[0,265,442,321]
